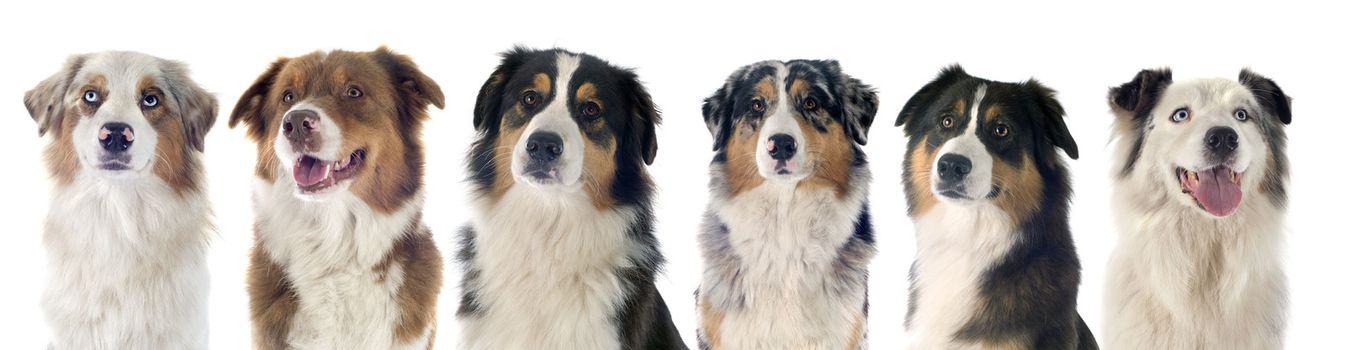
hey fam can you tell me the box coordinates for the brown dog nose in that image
[283,110,321,150]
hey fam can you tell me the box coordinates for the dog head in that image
[896,65,1078,220]
[25,51,217,190]
[229,47,444,212]
[701,60,877,195]
[1109,68,1290,218]
[469,47,659,208]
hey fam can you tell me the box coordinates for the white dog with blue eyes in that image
[1104,68,1292,349]
[25,51,218,349]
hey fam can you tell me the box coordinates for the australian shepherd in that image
[696,59,879,350]
[25,51,218,349]
[1103,68,1292,349]
[895,65,1096,349]
[456,47,686,349]
[228,47,446,349]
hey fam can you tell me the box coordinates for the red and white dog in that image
[229,47,446,349]
[25,51,218,349]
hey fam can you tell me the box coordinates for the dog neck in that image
[253,173,423,270]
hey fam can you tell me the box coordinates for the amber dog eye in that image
[994,123,1010,137]
[941,113,955,128]
[521,90,541,106]
[580,101,602,119]
[751,98,765,112]
[803,97,818,111]
[346,86,363,98]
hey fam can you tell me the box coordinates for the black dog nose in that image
[767,134,797,160]
[1205,127,1239,159]
[526,132,564,162]
[937,154,973,183]
[99,122,134,152]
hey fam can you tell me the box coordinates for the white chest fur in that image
[907,202,1017,350]
[252,179,429,350]
[1104,182,1286,349]
[709,183,868,350]
[43,175,211,350]
[460,188,640,350]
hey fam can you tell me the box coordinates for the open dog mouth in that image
[293,149,365,193]
[1176,165,1244,217]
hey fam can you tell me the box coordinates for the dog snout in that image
[937,154,973,183]
[99,122,135,152]
[1205,126,1239,160]
[526,132,564,162]
[283,110,322,150]
[767,134,797,160]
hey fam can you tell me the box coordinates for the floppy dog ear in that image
[229,57,288,142]
[1239,68,1292,125]
[473,47,534,131]
[372,46,445,120]
[161,59,218,152]
[24,54,88,137]
[701,76,736,152]
[896,64,967,128]
[1108,68,1172,121]
[823,60,879,146]
[1026,79,1078,160]
[618,70,661,165]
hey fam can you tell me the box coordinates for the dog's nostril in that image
[525,132,565,162]
[1205,127,1239,152]
[767,134,797,160]
[99,122,134,152]
[936,154,972,183]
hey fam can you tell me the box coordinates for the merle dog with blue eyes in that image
[895,65,1096,350]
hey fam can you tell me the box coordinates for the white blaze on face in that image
[755,61,809,182]
[511,53,586,190]
[932,84,995,201]
[70,53,164,178]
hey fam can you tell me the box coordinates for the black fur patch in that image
[1107,68,1173,177]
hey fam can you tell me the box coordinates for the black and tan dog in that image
[456,47,686,350]
[229,47,445,349]
[896,65,1095,349]
[696,59,878,349]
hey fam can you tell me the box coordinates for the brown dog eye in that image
[941,114,955,128]
[346,87,363,98]
[283,91,295,103]
[580,101,602,119]
[803,97,818,111]
[522,90,541,106]
[751,98,765,112]
[994,124,1010,137]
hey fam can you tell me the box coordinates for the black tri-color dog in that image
[895,65,1097,350]
[696,59,879,350]
[456,47,687,350]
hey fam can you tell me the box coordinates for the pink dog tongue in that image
[293,156,330,187]
[1194,167,1242,217]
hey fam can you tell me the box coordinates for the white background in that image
[2,0,1341,348]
